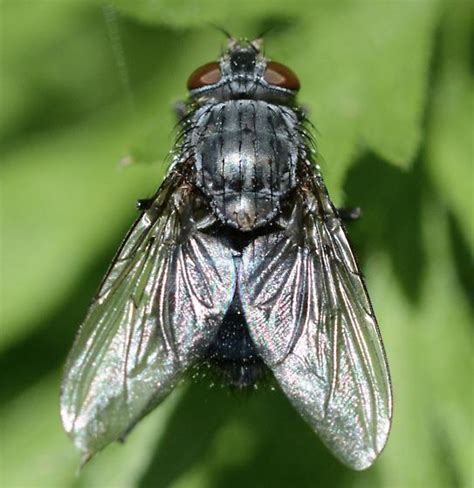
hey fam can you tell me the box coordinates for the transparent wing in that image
[61,179,236,460]
[239,175,392,470]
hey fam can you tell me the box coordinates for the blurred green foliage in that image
[1,1,472,487]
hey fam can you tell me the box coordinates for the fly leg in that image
[136,198,154,211]
[337,207,362,221]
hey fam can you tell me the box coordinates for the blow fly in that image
[61,37,392,470]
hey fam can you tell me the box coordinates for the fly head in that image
[187,38,300,104]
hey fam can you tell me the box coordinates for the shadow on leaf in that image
[447,212,473,313]
[0,221,134,406]
[139,380,372,488]
[343,151,426,304]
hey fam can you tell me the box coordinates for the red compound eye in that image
[263,61,300,91]
[187,62,221,90]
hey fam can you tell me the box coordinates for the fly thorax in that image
[188,100,300,231]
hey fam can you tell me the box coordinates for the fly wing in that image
[239,175,392,470]
[61,178,236,460]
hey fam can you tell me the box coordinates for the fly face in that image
[61,37,392,471]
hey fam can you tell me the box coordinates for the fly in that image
[61,37,392,470]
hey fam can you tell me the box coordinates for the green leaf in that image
[1,1,470,487]
[426,3,473,247]
[77,391,181,488]
[270,1,440,196]
[106,0,295,28]
[364,204,472,488]
[0,1,126,144]
[0,372,180,488]
[1,116,160,350]
[1,373,79,487]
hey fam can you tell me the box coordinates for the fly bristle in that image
[192,284,270,391]
[190,357,270,392]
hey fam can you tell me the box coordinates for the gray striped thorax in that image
[189,100,301,230]
[183,39,304,231]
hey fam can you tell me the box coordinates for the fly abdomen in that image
[191,100,300,230]
[202,287,267,389]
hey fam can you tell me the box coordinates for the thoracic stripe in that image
[191,100,300,230]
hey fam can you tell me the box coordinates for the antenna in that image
[209,23,234,41]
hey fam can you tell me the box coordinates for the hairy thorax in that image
[190,100,301,230]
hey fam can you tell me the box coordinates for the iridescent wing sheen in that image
[61,178,236,461]
[239,174,392,470]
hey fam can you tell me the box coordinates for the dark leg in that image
[136,198,153,211]
[337,207,362,221]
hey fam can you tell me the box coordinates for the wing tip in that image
[60,403,109,465]
[340,444,381,471]
[347,449,378,471]
[340,423,391,471]
[79,450,94,469]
